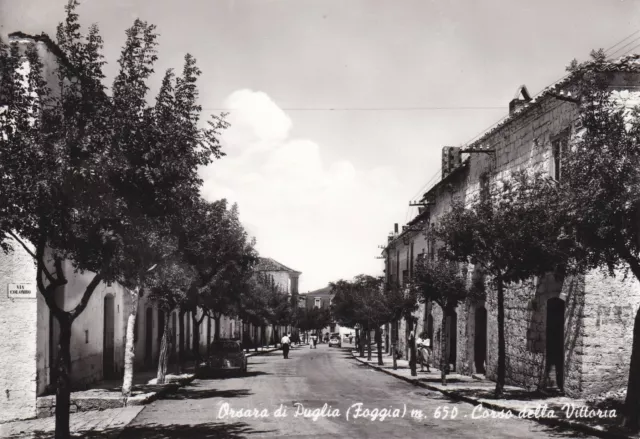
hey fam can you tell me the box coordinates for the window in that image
[552,132,570,181]
[314,298,321,308]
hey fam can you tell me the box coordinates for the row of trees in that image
[331,275,418,370]
[0,2,295,437]
[409,49,640,430]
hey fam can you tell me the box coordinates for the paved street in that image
[119,343,594,438]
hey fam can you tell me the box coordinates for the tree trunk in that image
[177,310,185,375]
[214,316,221,342]
[441,312,448,386]
[206,317,212,356]
[367,327,372,361]
[122,288,140,397]
[375,326,383,365]
[273,324,278,347]
[254,326,258,352]
[156,311,171,385]
[392,320,398,370]
[495,278,506,398]
[624,305,640,430]
[54,314,72,439]
[192,312,201,368]
[359,328,365,357]
[409,319,417,377]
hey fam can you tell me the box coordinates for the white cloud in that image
[199,89,403,291]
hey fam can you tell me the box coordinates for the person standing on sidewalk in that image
[281,333,291,359]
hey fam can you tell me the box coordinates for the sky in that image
[2,0,640,292]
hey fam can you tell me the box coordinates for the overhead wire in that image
[605,29,640,54]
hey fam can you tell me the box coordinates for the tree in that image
[296,307,332,337]
[110,19,225,397]
[557,50,640,430]
[434,169,568,397]
[146,257,196,384]
[0,3,226,436]
[383,280,420,373]
[193,203,256,347]
[331,275,417,366]
[264,278,293,346]
[411,257,482,385]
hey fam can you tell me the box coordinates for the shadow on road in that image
[118,421,276,438]
[164,387,253,400]
[196,370,270,380]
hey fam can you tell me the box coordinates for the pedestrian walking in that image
[281,333,291,359]
[310,333,317,349]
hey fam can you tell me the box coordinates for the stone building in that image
[383,54,640,398]
[254,257,301,296]
[250,257,302,343]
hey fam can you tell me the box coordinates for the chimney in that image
[394,223,399,234]
[509,99,527,115]
[509,85,532,115]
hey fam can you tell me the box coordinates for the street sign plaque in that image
[8,283,37,299]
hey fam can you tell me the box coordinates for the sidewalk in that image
[351,350,637,439]
[36,369,196,418]
[0,344,287,438]
[0,406,143,438]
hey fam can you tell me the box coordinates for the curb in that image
[246,347,280,358]
[126,374,197,406]
[350,352,632,439]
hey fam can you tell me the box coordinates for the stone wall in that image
[580,270,640,395]
[0,238,38,423]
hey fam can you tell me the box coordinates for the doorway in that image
[446,311,457,372]
[546,298,565,390]
[474,307,487,374]
[103,294,115,379]
[145,308,153,368]
[171,312,177,363]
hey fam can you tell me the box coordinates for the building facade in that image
[383,55,640,398]
[298,286,349,336]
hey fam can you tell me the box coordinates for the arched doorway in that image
[145,308,153,368]
[186,313,191,353]
[171,312,177,363]
[103,294,115,379]
[546,298,565,390]
[474,307,487,374]
[446,311,457,372]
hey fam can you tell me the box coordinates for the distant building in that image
[298,286,345,336]
[254,257,301,296]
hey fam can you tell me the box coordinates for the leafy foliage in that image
[411,257,479,313]
[435,170,570,283]
[296,306,332,333]
[331,274,417,329]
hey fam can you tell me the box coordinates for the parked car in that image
[197,339,247,377]
[329,334,341,348]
